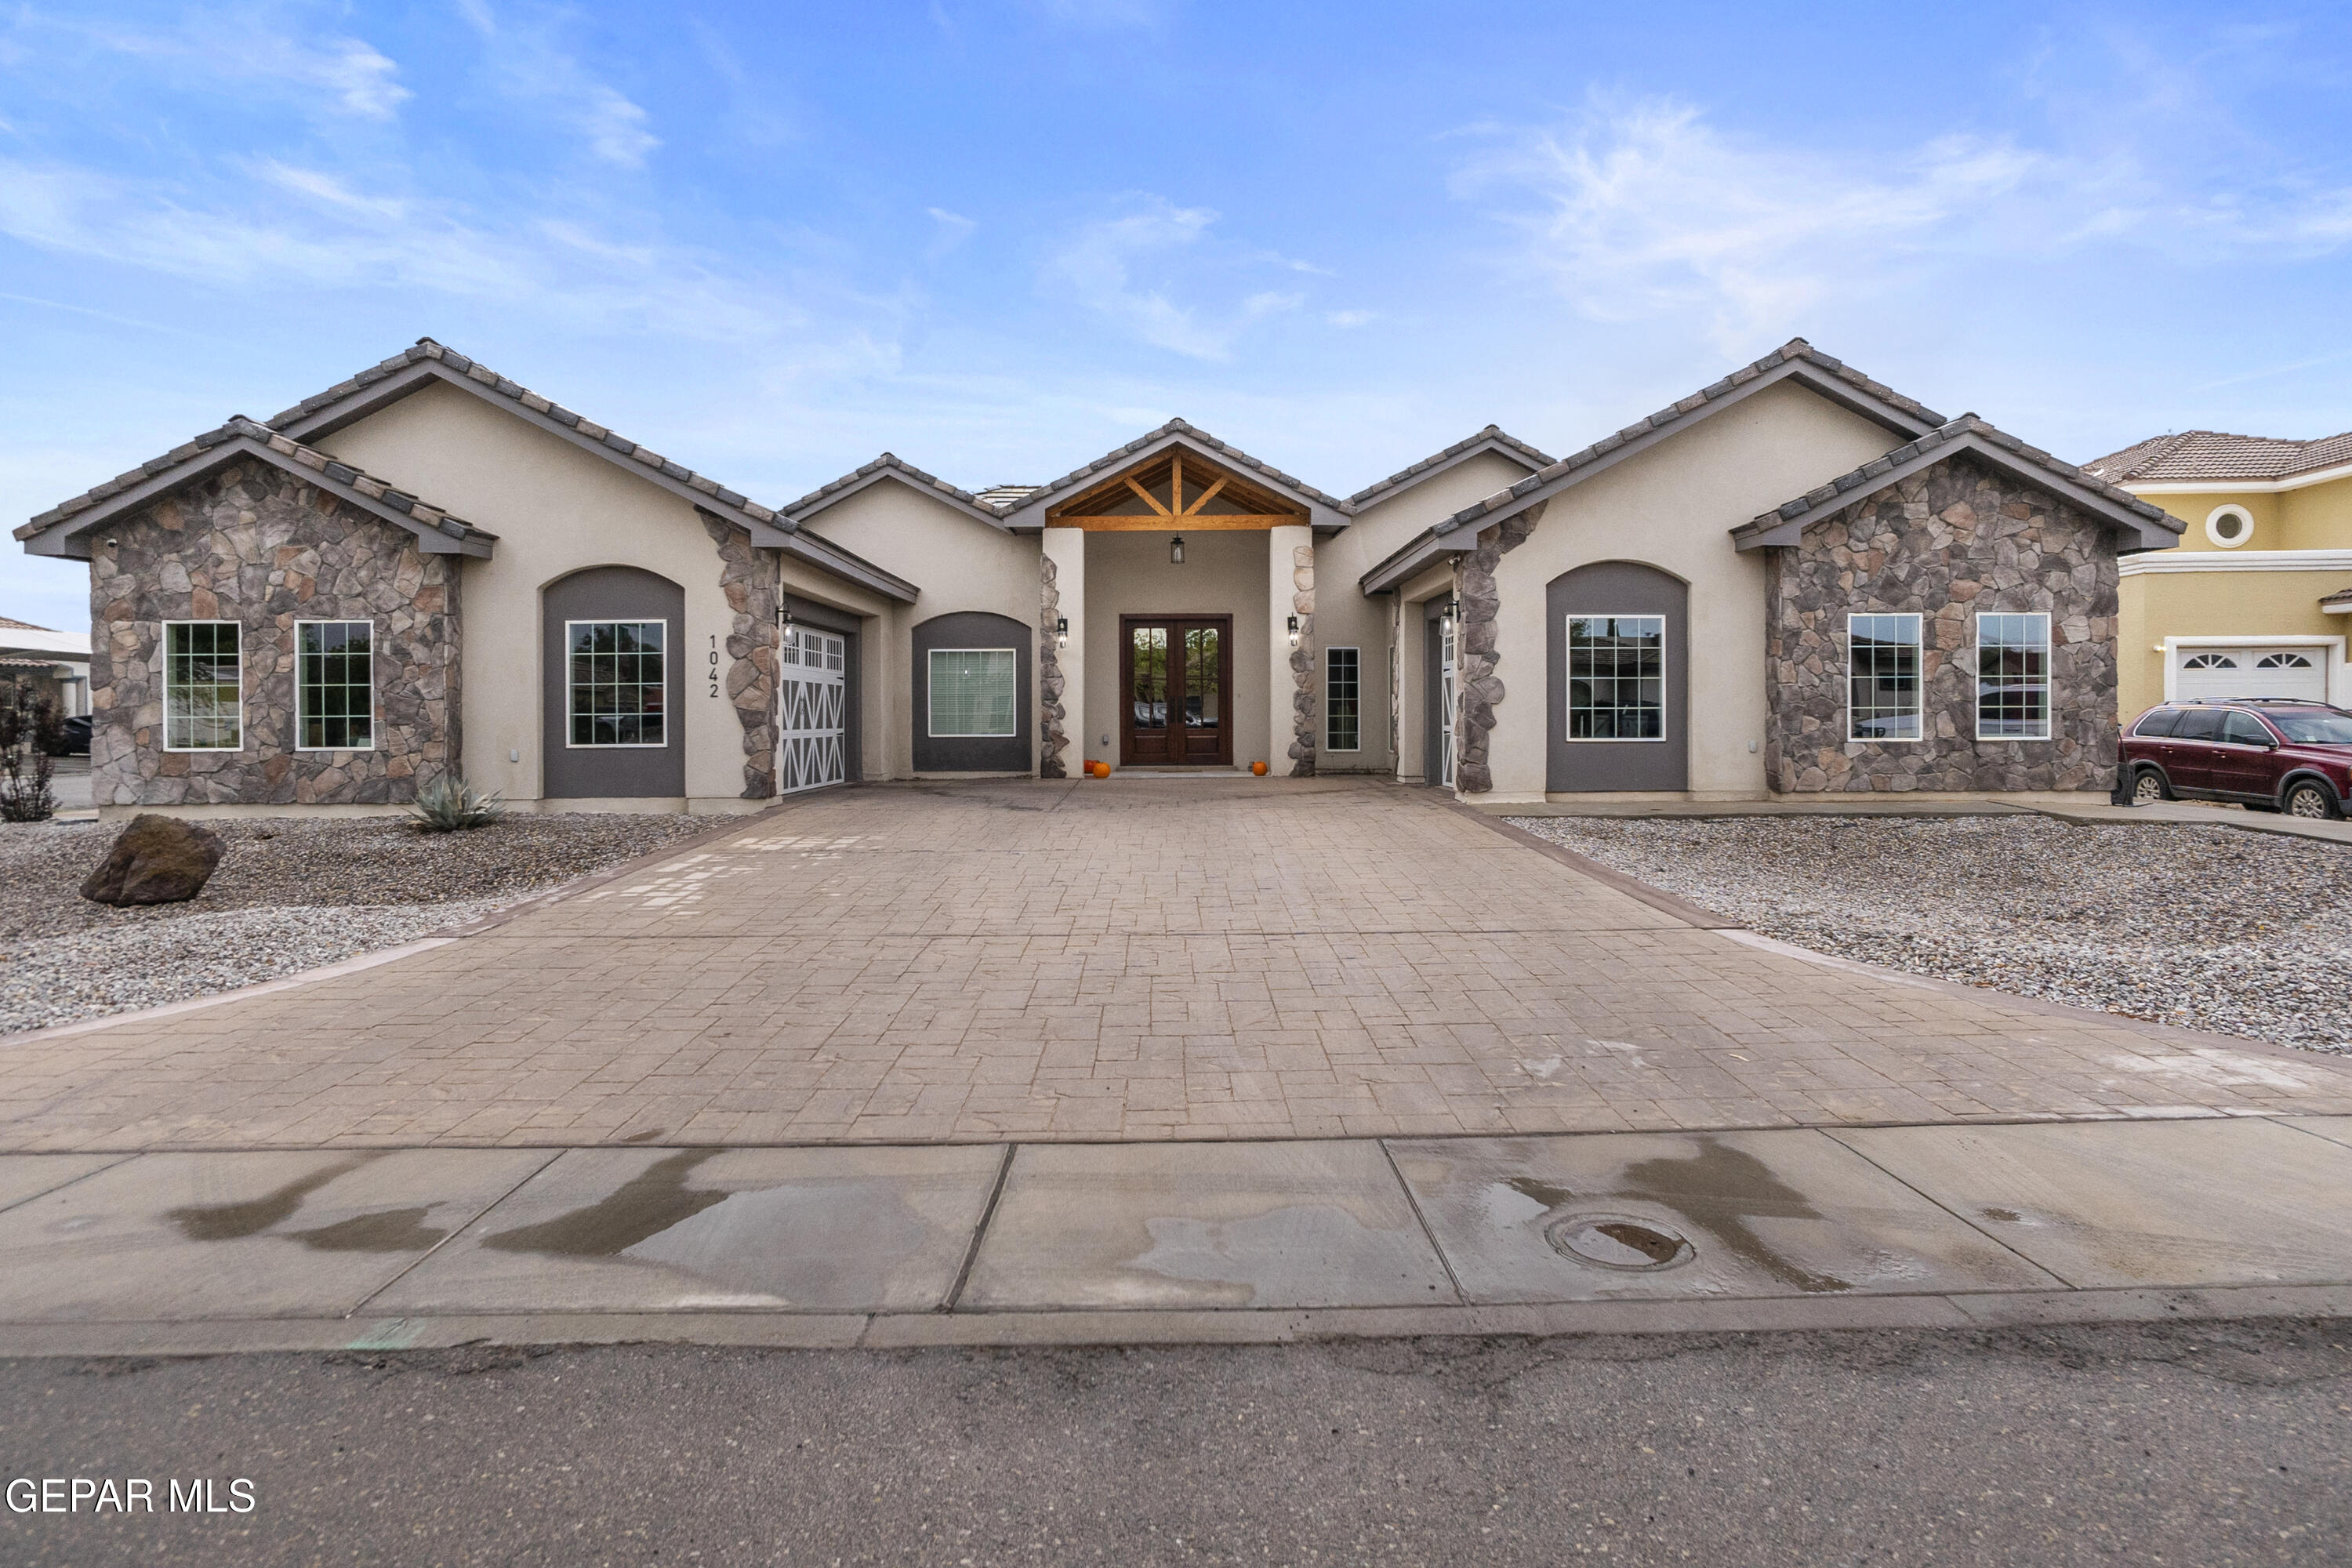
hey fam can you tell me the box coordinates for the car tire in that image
[2131,768,2172,805]
[2284,781,2343,820]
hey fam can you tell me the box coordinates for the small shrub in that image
[408,773,505,833]
[0,683,60,823]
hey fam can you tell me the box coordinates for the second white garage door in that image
[2172,645,2329,703]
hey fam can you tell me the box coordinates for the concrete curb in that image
[2,1282,2346,1359]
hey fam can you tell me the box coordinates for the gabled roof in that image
[783,452,1010,530]
[1345,425,1554,509]
[1359,338,1945,594]
[260,339,917,602]
[996,418,1351,532]
[16,417,497,561]
[1731,414,2184,552]
[2083,429,2352,487]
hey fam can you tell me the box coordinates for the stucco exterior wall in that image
[1483,381,1902,801]
[87,457,459,809]
[2116,568,2352,717]
[2128,477,2352,554]
[800,481,1041,777]
[318,382,887,807]
[1765,451,2119,794]
[1316,449,1535,775]
[1080,528,1270,771]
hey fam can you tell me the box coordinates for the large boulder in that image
[81,815,225,906]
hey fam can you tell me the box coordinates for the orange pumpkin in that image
[1091,760,1110,779]
[1251,760,1268,776]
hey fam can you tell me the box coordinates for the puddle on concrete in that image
[482,1150,727,1258]
[1547,1215,1693,1272]
[1616,1140,1851,1294]
[1504,1176,1581,1211]
[1981,1207,2023,1223]
[167,1156,379,1243]
[287,1207,446,1253]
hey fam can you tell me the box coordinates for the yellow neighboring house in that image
[2085,429,2352,719]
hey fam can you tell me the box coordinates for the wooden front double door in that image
[1120,615,1233,766]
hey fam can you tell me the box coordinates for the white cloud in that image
[1047,196,1308,360]
[1455,96,2352,347]
[925,206,977,261]
[457,0,659,169]
[29,9,410,120]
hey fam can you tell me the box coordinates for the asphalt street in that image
[3,1319,2347,1566]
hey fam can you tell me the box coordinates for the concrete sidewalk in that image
[3,1113,2348,1356]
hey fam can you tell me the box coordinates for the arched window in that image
[2256,652,2314,669]
[2182,653,2238,670]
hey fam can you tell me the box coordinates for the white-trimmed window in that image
[1975,612,2051,741]
[929,648,1016,738]
[567,620,667,747]
[163,621,242,751]
[1846,613,1922,742]
[1325,646,1360,752]
[1567,615,1665,740]
[2205,505,2254,549]
[296,620,375,751]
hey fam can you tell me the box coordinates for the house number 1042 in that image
[709,635,721,699]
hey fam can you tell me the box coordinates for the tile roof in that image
[1011,417,1353,518]
[780,452,1002,521]
[1737,413,2183,541]
[2321,586,2352,607]
[267,339,796,528]
[2082,429,2352,484]
[1345,425,1555,507]
[973,485,1039,508]
[16,416,495,550]
[1431,338,1944,538]
[0,615,53,632]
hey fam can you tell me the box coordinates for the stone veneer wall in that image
[1763,450,2119,793]
[1038,554,1069,778]
[1453,503,1543,793]
[703,515,780,798]
[1286,543,1316,776]
[88,457,460,808]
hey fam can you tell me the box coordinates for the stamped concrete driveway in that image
[6,776,2352,1152]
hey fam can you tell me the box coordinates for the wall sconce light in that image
[1439,598,1457,637]
[1286,615,1301,651]
[1170,534,1185,565]
[1056,615,1069,651]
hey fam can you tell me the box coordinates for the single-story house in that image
[13,337,2183,817]
[2083,430,2352,716]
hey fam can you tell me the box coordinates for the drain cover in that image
[1545,1214,1694,1272]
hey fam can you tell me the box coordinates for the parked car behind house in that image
[2122,699,2352,818]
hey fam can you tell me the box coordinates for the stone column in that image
[1041,526,1085,775]
[1269,524,1314,776]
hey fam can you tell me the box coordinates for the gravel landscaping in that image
[0,813,719,1034]
[1508,813,2352,1056]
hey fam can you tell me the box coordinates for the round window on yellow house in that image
[2205,504,2255,548]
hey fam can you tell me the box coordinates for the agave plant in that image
[408,772,505,833]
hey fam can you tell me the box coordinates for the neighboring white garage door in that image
[2172,647,2328,703]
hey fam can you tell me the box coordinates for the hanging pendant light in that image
[1170,534,1185,565]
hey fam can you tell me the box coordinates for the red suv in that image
[2121,699,2352,818]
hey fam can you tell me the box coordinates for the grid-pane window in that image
[297,621,374,750]
[164,622,241,750]
[1976,612,2050,740]
[1566,615,1664,739]
[930,649,1016,737]
[1847,614,1922,741]
[1325,646,1360,752]
[568,620,666,746]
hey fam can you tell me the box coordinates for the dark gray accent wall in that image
[911,611,1031,774]
[543,565,687,800]
[1546,561,1689,793]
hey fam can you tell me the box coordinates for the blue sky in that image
[5,1,2351,629]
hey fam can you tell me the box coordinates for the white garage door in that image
[2173,647,2328,703]
[778,627,847,793]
